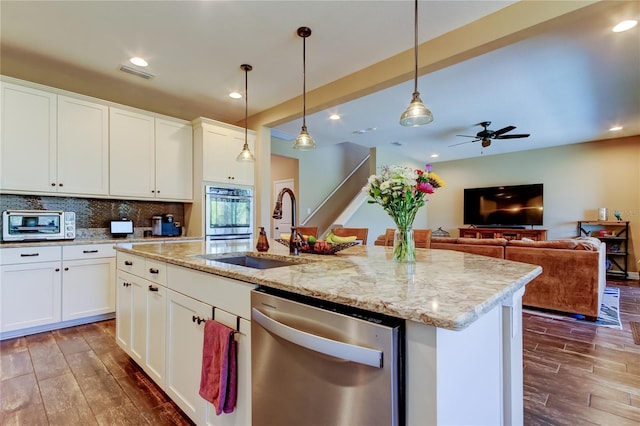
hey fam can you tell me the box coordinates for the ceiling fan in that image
[451,121,530,148]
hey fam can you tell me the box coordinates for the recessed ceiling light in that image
[609,126,623,131]
[430,153,439,158]
[129,57,148,67]
[229,92,242,99]
[329,114,340,120]
[612,20,637,32]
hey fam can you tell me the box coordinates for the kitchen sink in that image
[195,253,304,269]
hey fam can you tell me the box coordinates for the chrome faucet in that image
[272,187,298,255]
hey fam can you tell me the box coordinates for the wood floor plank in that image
[65,349,110,379]
[75,371,133,417]
[0,373,43,415]
[38,372,96,425]
[52,328,91,355]
[589,394,640,422]
[0,350,33,380]
[115,370,171,411]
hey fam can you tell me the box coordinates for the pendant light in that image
[399,0,433,127]
[293,26,316,150]
[236,64,255,162]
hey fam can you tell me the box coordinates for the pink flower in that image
[417,182,434,194]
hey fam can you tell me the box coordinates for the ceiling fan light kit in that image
[236,63,256,162]
[400,0,433,127]
[293,26,317,150]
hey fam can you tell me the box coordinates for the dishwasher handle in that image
[252,307,382,368]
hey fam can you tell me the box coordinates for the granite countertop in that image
[0,236,202,248]
[114,240,541,331]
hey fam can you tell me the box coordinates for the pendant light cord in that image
[244,66,248,144]
[413,0,419,95]
[302,34,307,128]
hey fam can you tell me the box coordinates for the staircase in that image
[300,153,371,237]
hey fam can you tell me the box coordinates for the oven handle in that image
[252,307,382,368]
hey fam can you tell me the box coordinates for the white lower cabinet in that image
[62,244,115,321]
[115,256,167,386]
[165,289,211,424]
[1,260,62,332]
[115,252,253,426]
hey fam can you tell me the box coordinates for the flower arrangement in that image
[364,164,445,262]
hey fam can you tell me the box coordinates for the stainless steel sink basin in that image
[195,254,303,269]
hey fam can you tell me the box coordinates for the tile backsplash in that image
[1,194,184,238]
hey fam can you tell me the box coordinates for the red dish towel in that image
[199,319,237,415]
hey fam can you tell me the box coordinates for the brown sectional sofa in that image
[431,236,606,320]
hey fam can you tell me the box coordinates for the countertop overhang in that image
[114,240,541,331]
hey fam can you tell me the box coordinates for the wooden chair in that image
[383,228,431,248]
[296,226,318,238]
[332,227,368,245]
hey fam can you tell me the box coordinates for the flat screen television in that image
[463,183,543,227]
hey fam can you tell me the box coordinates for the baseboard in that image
[0,312,115,341]
[627,271,639,280]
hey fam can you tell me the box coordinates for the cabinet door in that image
[204,316,251,426]
[202,126,254,185]
[1,261,62,332]
[145,282,166,386]
[229,129,255,186]
[0,82,57,192]
[165,289,211,425]
[155,119,193,201]
[57,96,109,195]
[116,271,133,352]
[62,257,115,321]
[130,277,147,366]
[109,107,155,198]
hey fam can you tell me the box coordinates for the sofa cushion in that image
[431,237,458,244]
[507,239,579,249]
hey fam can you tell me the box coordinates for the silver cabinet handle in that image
[251,307,382,368]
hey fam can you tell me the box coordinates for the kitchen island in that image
[114,240,541,426]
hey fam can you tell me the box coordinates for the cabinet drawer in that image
[117,252,146,276]
[63,243,116,260]
[167,265,255,319]
[144,259,167,286]
[1,246,61,265]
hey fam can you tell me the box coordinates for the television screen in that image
[463,184,543,227]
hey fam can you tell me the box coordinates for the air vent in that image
[119,64,154,79]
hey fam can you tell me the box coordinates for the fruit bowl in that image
[275,239,359,255]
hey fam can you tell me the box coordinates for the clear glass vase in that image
[393,226,415,263]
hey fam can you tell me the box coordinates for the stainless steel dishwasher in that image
[251,287,404,426]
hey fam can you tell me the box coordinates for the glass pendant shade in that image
[400,92,434,127]
[236,63,255,162]
[236,142,255,161]
[293,125,316,150]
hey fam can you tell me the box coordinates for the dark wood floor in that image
[1,280,639,425]
[523,280,640,425]
[0,319,193,425]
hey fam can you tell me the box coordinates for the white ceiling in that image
[2,1,639,163]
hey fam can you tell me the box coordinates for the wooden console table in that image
[459,228,547,241]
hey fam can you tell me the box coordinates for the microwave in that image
[2,210,76,242]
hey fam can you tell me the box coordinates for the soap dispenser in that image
[256,227,269,252]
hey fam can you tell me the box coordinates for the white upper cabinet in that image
[196,119,255,187]
[110,107,193,201]
[1,82,109,196]
[1,82,57,192]
[57,95,109,195]
[155,119,193,200]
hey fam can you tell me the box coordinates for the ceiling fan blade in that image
[492,125,516,137]
[455,134,478,138]
[449,139,479,147]
[496,133,530,139]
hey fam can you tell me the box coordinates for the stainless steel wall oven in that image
[205,185,253,240]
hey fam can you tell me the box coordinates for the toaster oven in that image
[2,210,76,242]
